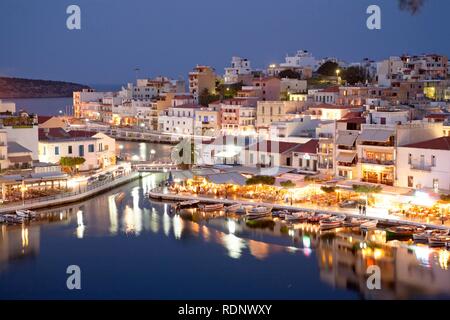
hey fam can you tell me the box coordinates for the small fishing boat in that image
[246,206,272,220]
[291,211,310,221]
[360,219,378,230]
[413,229,449,242]
[319,215,346,230]
[272,210,288,218]
[4,214,24,224]
[0,215,5,223]
[343,217,369,227]
[177,200,200,209]
[198,203,224,212]
[16,209,37,218]
[386,225,425,240]
[225,203,241,213]
[428,235,450,247]
[307,213,330,223]
[236,205,252,215]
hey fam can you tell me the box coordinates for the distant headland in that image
[0,77,90,99]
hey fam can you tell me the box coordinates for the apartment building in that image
[158,104,201,136]
[224,57,252,85]
[189,65,216,102]
[255,101,302,130]
[397,136,450,192]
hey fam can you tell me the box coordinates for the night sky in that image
[0,0,448,86]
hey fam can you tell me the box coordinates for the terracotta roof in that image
[342,111,362,119]
[425,114,448,119]
[39,128,97,141]
[37,116,53,124]
[290,139,319,154]
[403,136,450,151]
[247,140,298,154]
[337,117,366,124]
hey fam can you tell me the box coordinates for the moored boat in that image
[386,225,425,240]
[246,206,272,220]
[428,235,450,247]
[225,203,241,212]
[198,203,224,212]
[343,217,369,227]
[319,215,346,230]
[177,200,200,209]
[413,229,449,242]
[360,219,378,230]
[308,213,330,223]
[16,209,37,218]
[4,214,24,224]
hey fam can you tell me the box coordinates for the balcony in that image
[337,145,356,151]
[360,158,395,166]
[337,161,357,167]
[410,163,433,171]
[362,178,394,186]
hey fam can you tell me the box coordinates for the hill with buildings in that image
[0,77,90,99]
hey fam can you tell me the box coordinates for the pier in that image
[147,188,450,231]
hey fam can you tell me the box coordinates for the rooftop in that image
[403,136,450,151]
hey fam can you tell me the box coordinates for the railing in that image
[337,161,356,167]
[360,158,395,165]
[0,171,137,209]
[410,163,433,171]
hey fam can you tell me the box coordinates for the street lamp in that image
[336,69,341,84]
[150,149,156,162]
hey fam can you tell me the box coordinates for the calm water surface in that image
[0,142,449,300]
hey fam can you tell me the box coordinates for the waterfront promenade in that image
[0,171,144,214]
[148,187,450,230]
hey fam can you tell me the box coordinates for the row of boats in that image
[0,209,38,224]
[172,199,450,248]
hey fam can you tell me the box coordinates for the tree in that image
[60,157,86,174]
[352,184,382,205]
[246,175,275,186]
[198,88,219,107]
[280,180,296,188]
[321,186,336,193]
[341,66,368,85]
[281,180,296,205]
[317,61,339,76]
[278,69,302,80]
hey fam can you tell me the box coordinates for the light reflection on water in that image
[0,159,450,299]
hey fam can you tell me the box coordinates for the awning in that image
[336,131,358,146]
[8,155,32,163]
[204,172,247,186]
[214,145,242,158]
[358,129,394,143]
[336,152,356,162]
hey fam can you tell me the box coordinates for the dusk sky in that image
[0,0,449,86]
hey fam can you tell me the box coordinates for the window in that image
[408,176,413,188]
[408,153,411,164]
[88,144,95,153]
[68,145,73,154]
[79,145,84,157]
[55,146,60,155]
[431,155,436,166]
[433,179,439,191]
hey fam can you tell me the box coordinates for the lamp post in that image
[20,180,27,206]
[150,149,156,162]
[336,69,341,85]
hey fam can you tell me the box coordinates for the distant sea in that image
[3,84,122,116]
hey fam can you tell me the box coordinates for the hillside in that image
[0,77,90,99]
